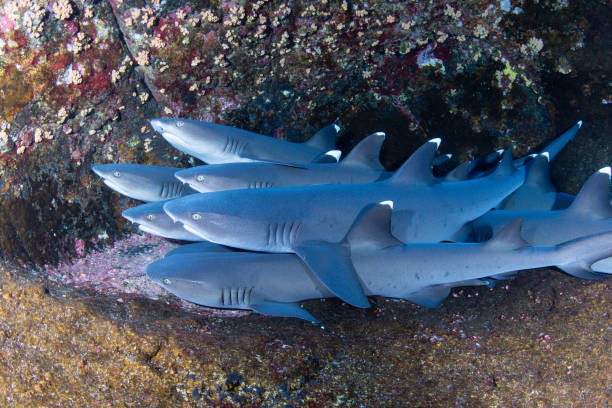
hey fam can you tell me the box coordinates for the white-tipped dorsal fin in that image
[340,132,386,170]
[566,167,612,218]
[541,121,582,160]
[346,201,403,250]
[387,139,440,185]
[312,149,341,163]
[304,123,339,151]
[524,153,555,192]
[491,148,515,177]
[485,218,529,250]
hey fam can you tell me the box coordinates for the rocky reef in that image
[0,0,610,405]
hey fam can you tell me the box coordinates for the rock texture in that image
[1,264,610,407]
[0,0,610,406]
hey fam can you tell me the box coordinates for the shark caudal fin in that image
[555,231,612,279]
[542,120,582,161]
[565,167,612,219]
[386,138,440,186]
[304,124,339,151]
[340,132,386,170]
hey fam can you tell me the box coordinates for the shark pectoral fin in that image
[311,150,341,163]
[295,242,370,308]
[340,132,386,170]
[591,257,612,274]
[250,301,320,323]
[557,264,607,280]
[405,286,451,308]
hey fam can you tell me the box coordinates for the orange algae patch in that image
[0,65,33,122]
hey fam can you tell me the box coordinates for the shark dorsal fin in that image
[340,132,386,170]
[387,139,440,186]
[346,201,403,250]
[304,124,339,151]
[484,219,529,250]
[312,149,341,163]
[566,167,612,218]
[445,160,475,182]
[491,149,515,178]
[525,153,555,192]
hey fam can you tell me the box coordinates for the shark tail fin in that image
[304,124,339,151]
[542,120,582,161]
[386,138,440,186]
[555,231,612,279]
[340,132,386,170]
[565,167,612,219]
[345,201,403,250]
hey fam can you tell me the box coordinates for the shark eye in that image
[176,120,184,128]
[163,278,171,285]
[113,171,121,177]
[191,213,202,221]
[196,175,205,182]
[146,214,155,221]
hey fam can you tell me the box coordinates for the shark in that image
[173,132,391,193]
[147,202,612,322]
[162,139,525,308]
[149,119,340,164]
[471,167,612,275]
[92,163,198,202]
[122,200,204,241]
[164,242,237,257]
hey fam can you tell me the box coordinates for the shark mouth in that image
[103,179,130,197]
[183,224,213,241]
[138,225,166,237]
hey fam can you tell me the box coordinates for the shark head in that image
[122,201,201,241]
[92,163,189,202]
[163,192,277,251]
[146,255,223,306]
[174,165,249,193]
[92,163,161,201]
[149,118,238,162]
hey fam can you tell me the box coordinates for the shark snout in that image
[121,208,137,223]
[149,119,165,134]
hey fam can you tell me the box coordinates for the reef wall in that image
[0,0,609,267]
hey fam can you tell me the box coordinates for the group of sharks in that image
[92,119,612,322]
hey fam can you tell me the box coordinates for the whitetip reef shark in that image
[92,163,198,202]
[149,118,340,164]
[163,139,525,308]
[122,200,204,241]
[147,202,612,322]
[173,132,391,193]
[471,167,612,275]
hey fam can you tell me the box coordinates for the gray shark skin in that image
[92,163,198,202]
[164,242,236,257]
[471,167,612,276]
[147,203,612,322]
[122,200,204,241]
[174,132,391,193]
[149,118,339,164]
[163,140,525,308]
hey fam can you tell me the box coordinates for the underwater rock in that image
[1,262,611,406]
